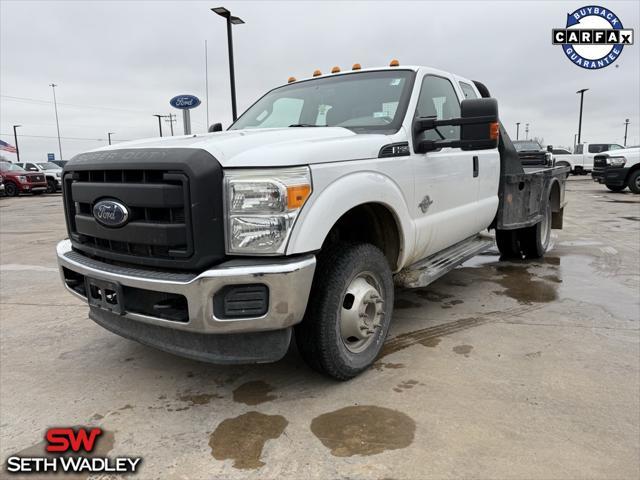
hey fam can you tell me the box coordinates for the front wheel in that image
[628,170,640,194]
[295,243,394,380]
[46,179,56,194]
[4,182,18,197]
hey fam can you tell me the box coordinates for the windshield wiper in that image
[288,124,327,127]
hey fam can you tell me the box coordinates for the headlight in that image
[224,167,312,254]
[609,156,626,167]
[18,176,27,183]
[55,171,62,178]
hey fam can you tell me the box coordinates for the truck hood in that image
[91,128,394,167]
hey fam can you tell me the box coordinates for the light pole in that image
[624,119,630,146]
[12,125,21,162]
[107,132,114,145]
[516,122,521,140]
[50,83,63,160]
[576,88,588,145]
[574,133,578,150]
[212,6,245,121]
[153,114,164,137]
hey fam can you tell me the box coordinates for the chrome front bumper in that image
[56,239,316,335]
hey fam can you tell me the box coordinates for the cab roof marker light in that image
[352,63,361,70]
[313,69,322,77]
[389,59,400,67]
[288,76,296,83]
[331,66,341,73]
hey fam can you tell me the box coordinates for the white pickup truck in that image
[591,145,640,193]
[558,142,624,174]
[56,63,568,379]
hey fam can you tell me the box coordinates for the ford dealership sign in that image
[170,95,201,110]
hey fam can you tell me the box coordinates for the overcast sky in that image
[1,0,639,161]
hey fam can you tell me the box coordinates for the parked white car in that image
[56,63,568,379]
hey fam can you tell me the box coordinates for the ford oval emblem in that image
[93,199,129,228]
[169,94,201,110]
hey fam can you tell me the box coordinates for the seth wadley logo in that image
[5,427,142,475]
[552,5,634,69]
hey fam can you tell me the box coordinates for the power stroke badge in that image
[553,5,634,69]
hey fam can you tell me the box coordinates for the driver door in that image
[409,74,485,262]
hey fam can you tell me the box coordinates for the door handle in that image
[473,156,479,178]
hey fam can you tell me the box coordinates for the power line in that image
[1,94,153,115]
[0,132,134,142]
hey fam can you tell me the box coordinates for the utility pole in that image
[50,83,63,160]
[576,88,588,144]
[574,133,578,150]
[107,132,114,145]
[212,7,245,121]
[153,114,164,137]
[525,123,530,140]
[165,113,176,136]
[623,119,630,146]
[205,39,210,128]
[12,125,21,162]
[516,122,520,140]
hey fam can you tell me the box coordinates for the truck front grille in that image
[65,169,193,261]
[593,155,608,168]
[62,148,226,271]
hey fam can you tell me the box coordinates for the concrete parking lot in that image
[1,177,639,479]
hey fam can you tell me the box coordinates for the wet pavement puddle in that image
[209,411,288,469]
[232,380,276,406]
[310,405,415,457]
[452,344,473,357]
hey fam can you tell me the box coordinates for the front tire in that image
[295,243,394,380]
[628,170,640,194]
[46,179,56,194]
[4,182,18,197]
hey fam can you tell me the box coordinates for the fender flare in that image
[286,171,415,270]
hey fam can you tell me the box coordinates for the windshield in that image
[0,161,26,172]
[513,141,542,152]
[230,70,415,133]
[36,163,59,170]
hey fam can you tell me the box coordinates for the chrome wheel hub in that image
[340,273,384,353]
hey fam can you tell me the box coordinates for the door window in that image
[415,76,461,141]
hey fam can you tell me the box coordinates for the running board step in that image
[394,235,494,289]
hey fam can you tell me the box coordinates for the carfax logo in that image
[552,5,634,69]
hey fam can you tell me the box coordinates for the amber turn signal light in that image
[490,122,500,141]
[287,185,312,209]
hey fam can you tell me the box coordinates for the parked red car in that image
[0,161,48,196]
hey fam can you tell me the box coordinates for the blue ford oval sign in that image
[93,199,129,228]
[170,94,201,110]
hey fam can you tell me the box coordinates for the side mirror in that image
[414,98,499,153]
[208,123,223,133]
[547,145,553,152]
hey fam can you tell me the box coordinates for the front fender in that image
[286,170,415,270]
